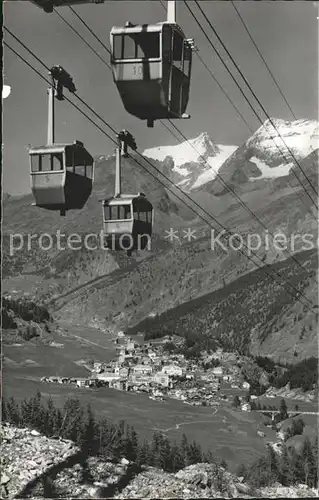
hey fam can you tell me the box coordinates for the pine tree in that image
[136,440,151,466]
[279,398,288,420]
[44,396,57,436]
[237,463,247,479]
[111,420,126,459]
[180,433,190,466]
[266,444,279,482]
[290,448,304,484]
[124,425,139,462]
[221,459,228,470]
[5,397,20,425]
[20,397,34,427]
[29,391,45,432]
[79,404,97,455]
[291,418,305,436]
[170,442,185,472]
[159,436,172,471]
[1,399,7,422]
[204,450,216,464]
[151,432,164,468]
[279,445,293,486]
[188,440,202,464]
[301,437,317,487]
[61,397,84,443]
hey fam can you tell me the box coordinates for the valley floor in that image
[3,324,318,473]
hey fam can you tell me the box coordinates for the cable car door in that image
[170,30,184,115]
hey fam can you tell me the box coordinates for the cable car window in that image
[125,206,132,219]
[183,45,191,77]
[117,205,126,219]
[31,155,40,172]
[139,211,147,222]
[172,32,183,69]
[85,164,93,179]
[136,33,159,59]
[52,153,63,171]
[75,165,85,176]
[146,210,152,223]
[162,26,172,61]
[133,206,139,220]
[105,205,113,220]
[40,154,51,172]
[65,149,75,172]
[123,34,136,59]
[113,34,123,59]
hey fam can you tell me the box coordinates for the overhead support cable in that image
[4,28,317,312]
[191,0,319,202]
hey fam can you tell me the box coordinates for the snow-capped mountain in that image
[248,118,319,160]
[202,118,319,195]
[245,118,319,180]
[143,132,238,191]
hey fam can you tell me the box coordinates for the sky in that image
[3,0,319,195]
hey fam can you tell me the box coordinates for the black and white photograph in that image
[1,0,319,498]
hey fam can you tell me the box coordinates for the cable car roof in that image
[111,22,184,36]
[29,144,69,154]
[101,193,152,206]
[29,141,93,157]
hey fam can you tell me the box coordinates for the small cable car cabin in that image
[29,140,94,216]
[110,22,192,127]
[102,193,153,253]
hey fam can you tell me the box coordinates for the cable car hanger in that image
[110,0,195,128]
[29,65,94,216]
[100,130,154,256]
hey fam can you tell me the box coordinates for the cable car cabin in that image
[102,193,153,253]
[110,23,192,127]
[29,141,94,216]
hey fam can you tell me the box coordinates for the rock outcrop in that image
[1,424,318,499]
[1,423,132,499]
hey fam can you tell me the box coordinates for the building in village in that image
[131,364,153,376]
[212,366,223,377]
[162,364,184,377]
[96,372,121,386]
[152,372,170,388]
[76,378,98,388]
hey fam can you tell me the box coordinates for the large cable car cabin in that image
[110,17,193,127]
[102,193,153,254]
[30,140,94,216]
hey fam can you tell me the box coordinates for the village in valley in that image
[41,332,253,411]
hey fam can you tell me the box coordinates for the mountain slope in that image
[3,118,318,362]
[143,132,238,191]
[127,248,318,364]
[202,119,318,195]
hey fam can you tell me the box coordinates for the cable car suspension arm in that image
[46,65,76,146]
[114,130,137,197]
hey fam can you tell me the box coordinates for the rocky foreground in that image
[1,423,318,499]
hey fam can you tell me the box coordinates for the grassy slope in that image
[3,368,277,473]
